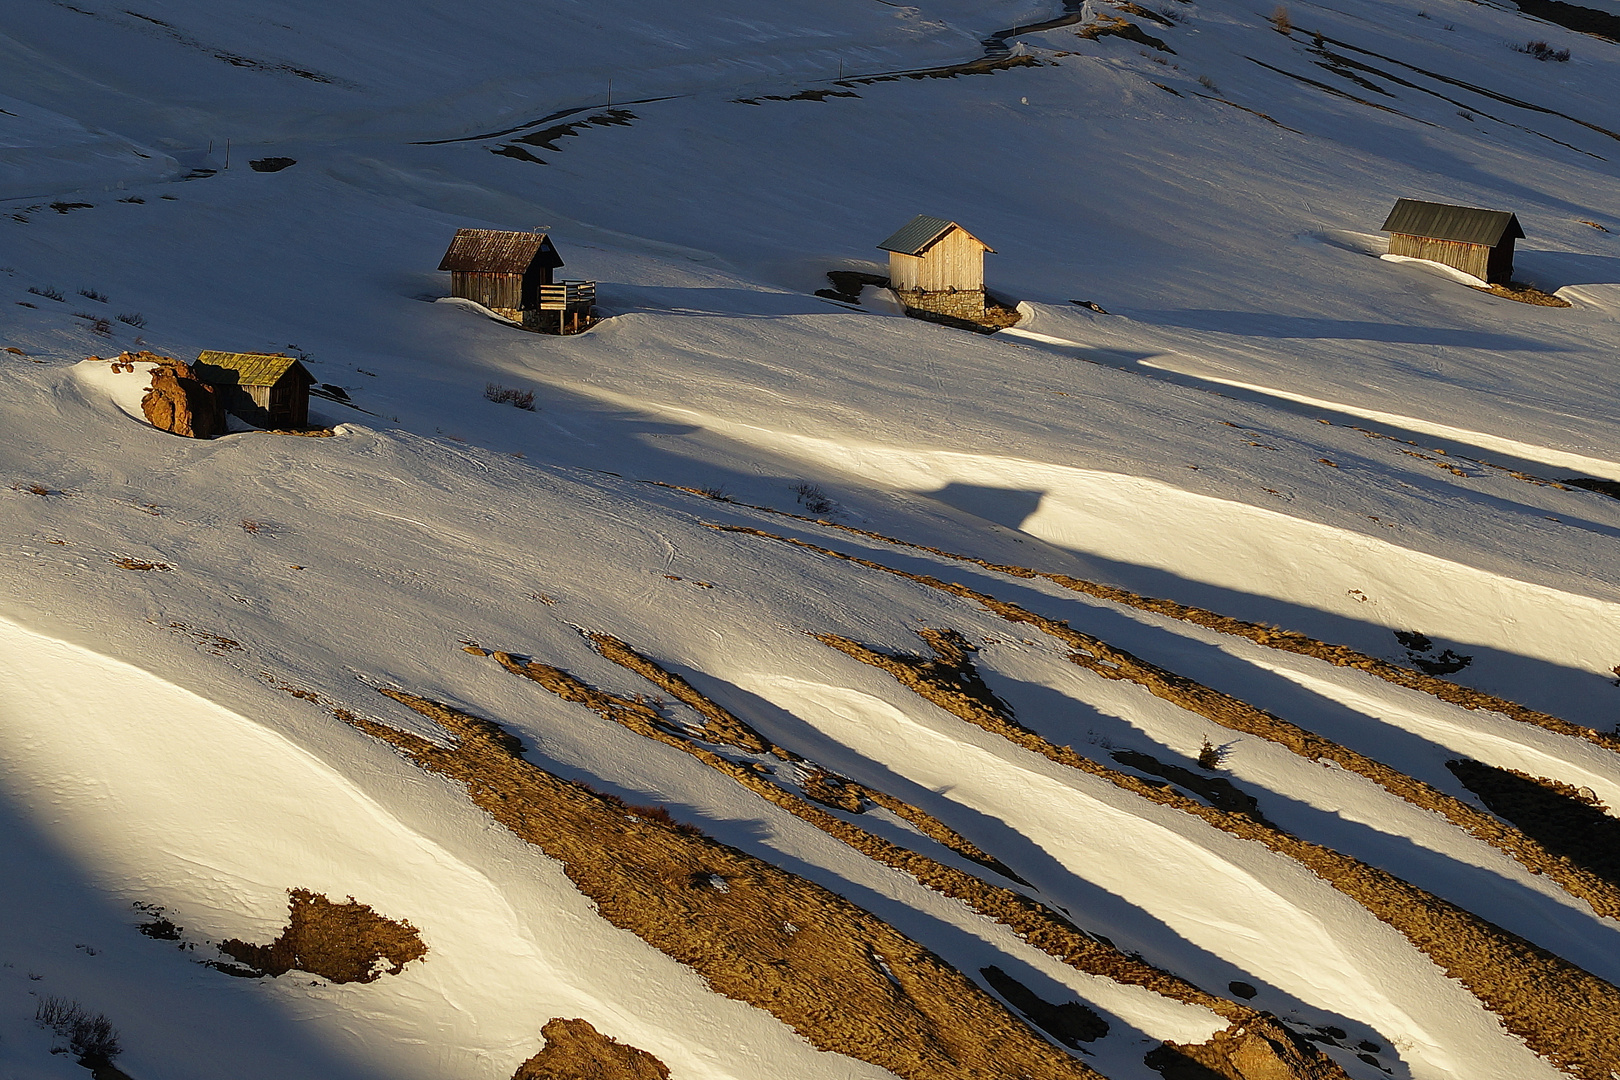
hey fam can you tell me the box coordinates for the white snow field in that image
[4,0,1620,1078]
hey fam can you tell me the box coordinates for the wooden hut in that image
[437,228,594,333]
[1381,199,1524,285]
[878,215,994,319]
[192,351,314,429]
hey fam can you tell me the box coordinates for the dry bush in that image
[485,382,537,410]
[512,1018,670,1080]
[350,689,1111,1080]
[218,889,426,983]
[1515,39,1570,61]
[491,642,1347,1080]
[816,625,1620,1080]
[1270,5,1293,32]
[35,996,121,1066]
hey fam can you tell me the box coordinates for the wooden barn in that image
[193,350,314,429]
[878,215,994,320]
[437,228,595,334]
[1381,199,1524,285]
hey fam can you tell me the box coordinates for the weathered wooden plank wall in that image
[1389,234,1492,281]
[888,229,986,292]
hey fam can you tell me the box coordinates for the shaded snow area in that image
[5,1,1620,1079]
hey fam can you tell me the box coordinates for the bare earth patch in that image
[217,889,426,983]
[512,1018,670,1080]
[811,623,1620,1080]
[352,688,1109,1080]
[489,641,1350,1080]
[1475,281,1572,307]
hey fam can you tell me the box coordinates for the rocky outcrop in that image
[141,358,225,438]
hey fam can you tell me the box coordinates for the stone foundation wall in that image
[897,289,986,320]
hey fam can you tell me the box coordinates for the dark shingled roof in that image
[194,351,313,388]
[877,215,994,256]
[437,229,565,274]
[1381,199,1524,247]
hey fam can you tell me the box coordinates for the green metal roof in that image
[193,351,311,388]
[877,215,993,256]
[1381,198,1524,246]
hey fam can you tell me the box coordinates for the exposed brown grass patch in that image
[816,625,1620,1080]
[349,689,1108,1080]
[1476,281,1572,307]
[668,490,1620,757]
[720,525,1620,921]
[110,557,170,571]
[1077,15,1175,51]
[490,641,1350,1080]
[217,889,426,983]
[512,1018,669,1080]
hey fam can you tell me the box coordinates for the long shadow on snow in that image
[978,660,1620,990]
[929,483,1046,531]
[663,666,1400,1057]
[482,706,1166,1059]
[762,512,1620,739]
[603,283,858,319]
[1518,249,1620,289]
[1003,329,1620,488]
[0,785,394,1080]
[1121,310,1565,350]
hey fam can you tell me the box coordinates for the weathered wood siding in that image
[1389,233,1512,283]
[450,271,525,311]
[268,377,309,428]
[889,228,986,292]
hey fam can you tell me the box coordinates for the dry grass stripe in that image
[666,485,1618,755]
[708,523,1620,921]
[349,689,1106,1080]
[813,626,1620,1080]
[488,647,1347,1080]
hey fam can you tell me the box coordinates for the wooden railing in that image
[538,281,596,310]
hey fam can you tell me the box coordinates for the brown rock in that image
[512,1019,670,1080]
[141,360,225,438]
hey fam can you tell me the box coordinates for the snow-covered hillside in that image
[4,2,1620,1080]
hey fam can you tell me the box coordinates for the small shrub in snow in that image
[696,485,732,501]
[117,311,146,327]
[77,287,107,303]
[484,382,536,410]
[1197,74,1220,92]
[1197,738,1225,770]
[35,996,122,1065]
[1269,5,1292,33]
[1515,39,1570,61]
[27,285,63,301]
[793,481,836,515]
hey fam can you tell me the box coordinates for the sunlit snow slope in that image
[4,1,1620,1079]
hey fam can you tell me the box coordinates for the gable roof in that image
[437,229,565,274]
[193,351,312,388]
[1381,199,1524,247]
[878,215,994,256]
